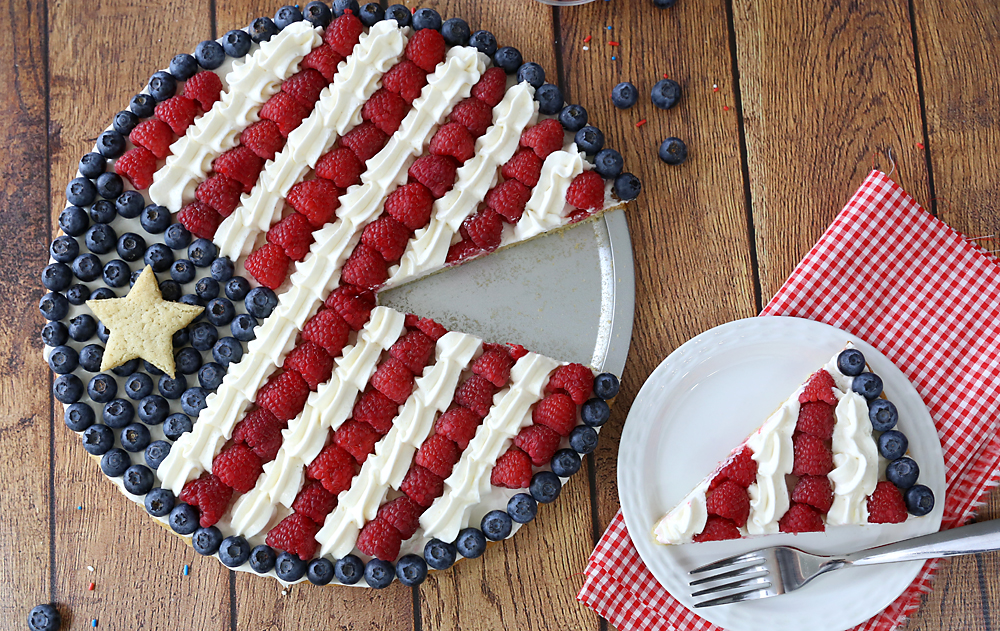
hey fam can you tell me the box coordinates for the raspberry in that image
[408,154,458,199]
[213,442,264,494]
[356,517,402,561]
[792,432,834,476]
[400,464,444,507]
[472,348,515,387]
[706,480,751,527]
[335,419,382,464]
[454,375,496,418]
[429,122,476,163]
[213,146,264,192]
[471,67,507,107]
[281,68,328,108]
[301,308,350,357]
[376,495,423,539]
[778,502,825,533]
[415,433,460,479]
[362,88,409,135]
[341,242,389,290]
[405,28,446,73]
[520,118,565,159]
[389,330,436,374]
[283,341,333,390]
[502,150,543,187]
[256,369,310,422]
[791,475,834,513]
[267,211,314,261]
[382,60,427,103]
[129,118,175,159]
[546,364,595,405]
[415,317,447,341]
[301,44,345,82]
[340,121,388,162]
[306,442,356,495]
[385,182,435,230]
[797,401,836,440]
[183,70,224,110]
[195,174,243,217]
[485,179,531,223]
[266,513,320,561]
[286,179,342,228]
[178,202,223,239]
[799,370,838,405]
[371,357,415,404]
[291,479,337,524]
[693,516,742,542]
[115,147,157,189]
[446,239,480,264]
[463,208,503,251]
[179,473,233,528]
[435,406,481,450]
[315,146,364,188]
[361,215,411,262]
[352,388,399,434]
[259,91,310,136]
[240,119,285,161]
[566,171,606,211]
[513,423,561,466]
[232,407,285,461]
[324,11,364,56]
[155,95,201,135]
[531,393,577,437]
[325,285,375,330]
[491,447,533,489]
[244,242,290,290]
[448,97,493,137]
[867,480,908,524]
[710,447,758,489]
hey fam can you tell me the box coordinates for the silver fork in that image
[688,518,1000,608]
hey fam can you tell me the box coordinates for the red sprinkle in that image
[88,582,95,591]
[723,105,730,111]
[636,119,647,128]
[713,86,720,92]
[608,41,620,46]
[916,142,925,149]
[663,73,669,79]
[584,35,592,43]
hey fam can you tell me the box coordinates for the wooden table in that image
[3,0,999,628]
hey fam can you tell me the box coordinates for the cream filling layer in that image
[149,21,322,212]
[511,143,586,243]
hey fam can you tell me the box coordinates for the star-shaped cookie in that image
[86,266,204,378]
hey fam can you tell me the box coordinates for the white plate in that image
[618,317,945,631]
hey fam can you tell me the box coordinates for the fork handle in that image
[846,519,1000,567]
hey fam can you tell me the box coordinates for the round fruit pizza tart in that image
[39,1,639,588]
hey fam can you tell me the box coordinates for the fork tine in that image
[688,562,768,587]
[693,588,773,608]
[690,575,771,599]
[690,550,765,574]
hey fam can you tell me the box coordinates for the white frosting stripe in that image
[419,352,560,543]
[316,331,481,558]
[511,142,586,243]
[149,21,323,212]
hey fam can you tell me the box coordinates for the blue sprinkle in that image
[183,564,190,576]
[77,505,83,510]
[92,621,98,628]
[612,56,617,60]
[607,25,612,29]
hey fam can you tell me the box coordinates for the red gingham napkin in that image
[578,170,1000,631]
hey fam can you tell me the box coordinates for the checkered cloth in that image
[578,170,1000,631]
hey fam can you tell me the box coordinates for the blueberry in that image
[104,398,137,428]
[442,17,471,46]
[654,0,678,7]
[535,83,564,115]
[307,558,336,585]
[143,243,174,273]
[611,81,638,109]
[81,423,114,455]
[145,487,175,517]
[169,53,199,80]
[79,345,104,372]
[222,30,252,58]
[559,104,588,132]
[123,464,155,495]
[90,199,117,223]
[66,176,97,206]
[593,372,620,399]
[423,539,457,570]
[249,545,277,573]
[50,235,79,264]
[42,263,72,292]
[219,536,252,567]
[64,403,95,432]
[213,337,244,367]
[85,223,117,254]
[96,172,124,199]
[54,374,84,404]
[97,130,126,158]
[275,552,308,582]
[113,110,139,135]
[101,447,131,477]
[198,360,226,390]
[274,5,304,29]
[179,294,203,317]
[886,456,919,489]
[175,347,203,375]
[169,502,200,535]
[507,493,538,523]
[878,430,908,461]
[493,46,523,74]
[358,2,384,26]
[651,79,682,110]
[334,555,365,584]
[195,40,226,70]
[868,399,898,432]
[455,527,487,558]
[170,328,190,346]
[480,510,513,541]
[209,257,235,282]
[206,298,236,327]
[551,449,582,477]
[516,62,545,89]
[65,284,90,305]
[231,313,258,341]
[117,420,149,453]
[469,30,497,57]
[170,259,196,284]
[384,4,411,27]
[193,526,224,555]
[395,554,428,586]
[145,440,171,469]
[89,287,115,301]
[163,413,194,440]
[102,259,131,288]
[364,558,394,588]
[79,152,106,178]
[158,374,187,400]
[658,137,687,165]
[141,204,171,233]
[164,223,192,250]
[332,0,361,17]
[245,286,278,318]
[837,348,866,376]
[195,277,220,300]
[530,471,562,503]
[249,17,280,43]
[148,71,177,102]
[59,206,89,236]
[42,321,68,347]
[189,321,220,351]
[159,280,182,302]
[66,315,96,343]
[574,126,604,155]
[226,276,251,301]
[614,173,642,201]
[581,397,610,427]
[852,372,883,399]
[180,387,209,417]
[412,7,442,31]
[96,322,111,344]
[111,358,141,377]
[27,604,61,631]
[302,2,332,28]
[130,93,156,117]
[116,232,147,261]
[904,484,935,516]
[88,373,118,403]
[189,238,218,266]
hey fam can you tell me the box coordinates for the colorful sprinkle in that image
[88,582,95,591]
[86,565,94,572]
[663,73,669,79]
[606,25,612,30]
[636,119,648,128]
[608,41,620,46]
[713,84,719,92]
[916,142,925,149]
[77,506,83,510]
[723,105,730,111]
[92,621,98,628]
[583,46,590,51]
[183,564,190,576]
[584,35,592,43]
[611,56,617,61]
